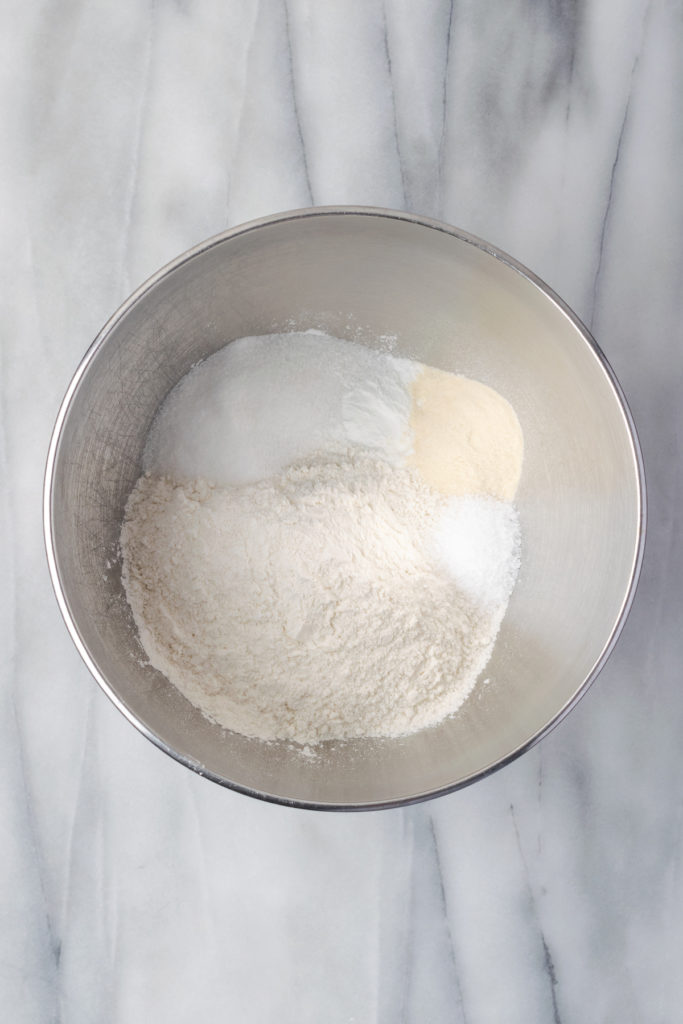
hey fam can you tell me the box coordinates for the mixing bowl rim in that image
[43,205,647,811]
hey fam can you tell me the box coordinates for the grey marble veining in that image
[2,1,682,1021]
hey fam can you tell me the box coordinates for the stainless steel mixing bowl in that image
[44,207,645,810]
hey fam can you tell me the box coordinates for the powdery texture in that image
[144,332,417,486]
[121,450,513,745]
[408,366,524,500]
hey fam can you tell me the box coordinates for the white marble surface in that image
[2,1,681,1020]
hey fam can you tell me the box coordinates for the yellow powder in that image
[408,366,523,501]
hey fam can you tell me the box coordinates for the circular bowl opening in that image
[44,207,645,810]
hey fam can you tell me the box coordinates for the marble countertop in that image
[3,2,681,1021]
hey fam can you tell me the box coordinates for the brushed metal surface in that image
[44,207,645,809]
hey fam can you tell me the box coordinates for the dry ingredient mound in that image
[121,449,518,744]
[409,365,524,500]
[144,331,417,486]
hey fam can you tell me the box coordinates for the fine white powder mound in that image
[144,332,417,486]
[121,450,520,744]
[121,331,524,745]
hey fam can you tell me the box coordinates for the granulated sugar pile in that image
[120,332,523,745]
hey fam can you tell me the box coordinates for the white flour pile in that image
[121,332,523,745]
[144,332,417,484]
